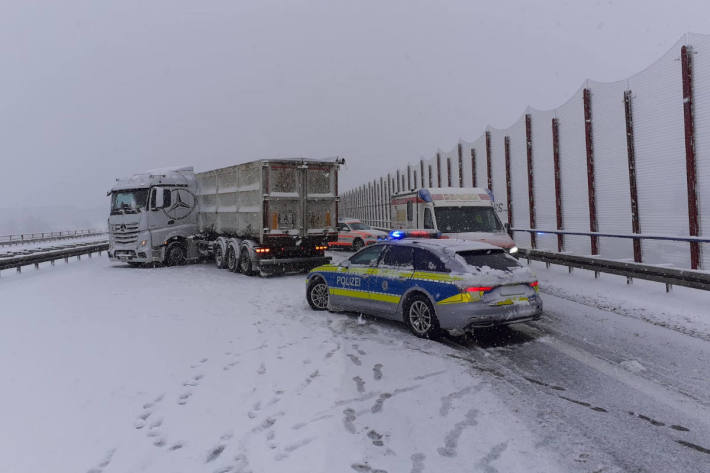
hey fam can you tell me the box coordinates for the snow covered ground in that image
[1,253,709,473]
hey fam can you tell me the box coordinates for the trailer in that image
[107,158,342,275]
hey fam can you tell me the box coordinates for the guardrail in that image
[0,242,109,276]
[519,248,710,292]
[0,229,106,246]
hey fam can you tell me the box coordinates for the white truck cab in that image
[390,187,517,253]
[108,166,198,265]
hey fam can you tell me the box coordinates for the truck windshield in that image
[434,206,503,233]
[349,222,371,230]
[111,189,149,214]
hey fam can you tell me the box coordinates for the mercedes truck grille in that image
[112,223,140,244]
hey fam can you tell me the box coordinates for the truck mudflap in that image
[254,255,331,275]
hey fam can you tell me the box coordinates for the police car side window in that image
[414,248,448,272]
[381,246,414,269]
[349,245,384,266]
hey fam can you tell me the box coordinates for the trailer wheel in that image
[226,247,239,272]
[239,248,256,276]
[166,242,186,266]
[214,244,227,269]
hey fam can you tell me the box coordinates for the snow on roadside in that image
[525,260,710,342]
[0,256,565,473]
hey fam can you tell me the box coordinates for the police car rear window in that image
[456,249,521,271]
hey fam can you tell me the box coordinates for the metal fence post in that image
[436,153,442,187]
[458,143,464,187]
[504,136,513,227]
[552,118,564,252]
[681,45,701,269]
[471,149,477,187]
[583,88,599,254]
[526,114,536,249]
[485,131,493,191]
[624,90,642,263]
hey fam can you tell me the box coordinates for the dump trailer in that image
[107,158,342,275]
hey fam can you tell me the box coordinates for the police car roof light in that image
[388,229,441,240]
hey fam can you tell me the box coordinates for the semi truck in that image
[108,158,343,275]
[388,187,518,253]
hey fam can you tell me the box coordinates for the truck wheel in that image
[226,247,239,272]
[166,242,186,266]
[307,277,329,310]
[239,248,256,276]
[214,244,227,269]
[403,293,440,339]
[352,238,364,252]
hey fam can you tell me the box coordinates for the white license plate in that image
[500,285,526,296]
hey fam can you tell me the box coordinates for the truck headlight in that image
[140,240,148,247]
[509,246,518,254]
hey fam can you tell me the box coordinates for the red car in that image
[329,218,389,251]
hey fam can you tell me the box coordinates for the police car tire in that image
[352,239,364,252]
[307,277,329,311]
[403,293,440,339]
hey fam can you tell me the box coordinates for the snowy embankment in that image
[526,260,710,342]
[0,234,107,258]
[0,256,564,473]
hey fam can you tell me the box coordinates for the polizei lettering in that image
[336,275,361,287]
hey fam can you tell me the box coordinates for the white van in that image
[390,187,517,253]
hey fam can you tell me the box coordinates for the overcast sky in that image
[1,0,709,209]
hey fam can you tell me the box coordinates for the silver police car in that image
[306,234,543,338]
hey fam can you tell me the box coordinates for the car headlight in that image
[509,246,518,254]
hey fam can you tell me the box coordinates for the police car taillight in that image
[529,281,539,289]
[465,286,493,293]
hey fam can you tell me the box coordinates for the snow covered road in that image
[1,254,709,473]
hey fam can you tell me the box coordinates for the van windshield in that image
[434,206,503,233]
[111,189,149,214]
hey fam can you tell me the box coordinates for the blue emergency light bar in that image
[388,229,442,240]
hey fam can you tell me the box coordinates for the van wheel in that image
[166,242,186,266]
[239,248,256,276]
[352,238,364,252]
[214,244,227,268]
[227,247,239,272]
[404,294,440,338]
[307,277,329,310]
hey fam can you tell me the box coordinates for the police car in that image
[306,231,542,338]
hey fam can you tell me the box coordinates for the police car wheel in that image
[404,294,440,338]
[307,278,329,311]
[352,239,364,252]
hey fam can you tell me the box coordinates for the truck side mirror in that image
[504,222,512,236]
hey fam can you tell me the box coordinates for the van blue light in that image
[418,189,433,202]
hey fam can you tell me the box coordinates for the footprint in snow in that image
[373,364,383,380]
[178,392,192,405]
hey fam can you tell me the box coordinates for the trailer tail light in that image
[314,245,328,251]
[255,247,271,254]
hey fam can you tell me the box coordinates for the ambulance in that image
[390,187,518,254]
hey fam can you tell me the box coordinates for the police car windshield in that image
[434,206,503,233]
[348,222,371,230]
[457,249,520,271]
